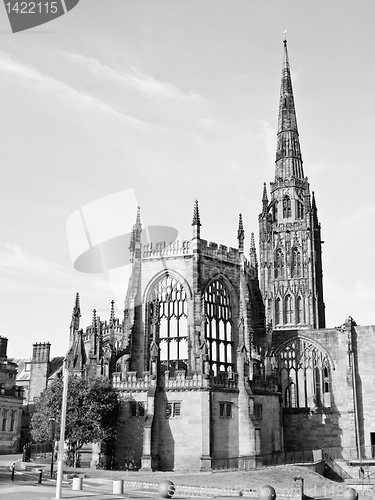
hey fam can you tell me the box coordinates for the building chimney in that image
[0,336,8,360]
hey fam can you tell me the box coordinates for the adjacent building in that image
[0,337,23,453]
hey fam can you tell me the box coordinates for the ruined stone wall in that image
[273,327,357,455]
[211,390,239,459]
[353,324,375,452]
[254,394,282,454]
[114,391,148,470]
[156,389,208,471]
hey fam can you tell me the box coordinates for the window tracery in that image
[148,274,188,375]
[283,196,291,218]
[297,200,304,219]
[275,249,284,278]
[296,296,304,324]
[204,280,233,376]
[275,297,282,325]
[277,338,332,409]
[284,294,294,323]
[291,248,301,277]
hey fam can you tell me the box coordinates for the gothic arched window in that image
[285,295,294,324]
[283,196,291,218]
[285,382,297,408]
[295,296,304,324]
[272,203,278,223]
[275,249,284,278]
[275,298,282,326]
[277,338,332,409]
[204,280,233,376]
[297,201,304,219]
[291,248,301,277]
[148,274,188,375]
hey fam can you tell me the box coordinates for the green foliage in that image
[30,375,120,467]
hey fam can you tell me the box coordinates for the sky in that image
[0,1,374,359]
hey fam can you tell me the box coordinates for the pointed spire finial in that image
[283,30,287,44]
[262,183,268,214]
[70,292,81,343]
[312,191,317,211]
[110,300,115,326]
[192,200,201,239]
[237,213,244,240]
[250,232,258,268]
[136,206,141,227]
[192,200,201,227]
[237,213,244,253]
[92,308,97,329]
[72,292,81,319]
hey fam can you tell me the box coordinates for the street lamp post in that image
[49,418,56,478]
[56,360,69,499]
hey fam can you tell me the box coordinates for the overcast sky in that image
[1,1,374,359]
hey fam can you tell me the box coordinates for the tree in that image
[30,375,120,467]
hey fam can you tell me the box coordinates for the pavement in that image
[0,453,216,500]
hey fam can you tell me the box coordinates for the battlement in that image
[142,240,191,259]
[164,370,210,390]
[112,371,154,390]
[199,240,241,263]
[112,369,238,391]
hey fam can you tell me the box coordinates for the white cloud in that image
[0,243,110,297]
[64,52,200,101]
[0,51,151,128]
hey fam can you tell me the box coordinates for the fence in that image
[23,442,53,463]
[212,449,316,471]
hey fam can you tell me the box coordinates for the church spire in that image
[275,36,304,182]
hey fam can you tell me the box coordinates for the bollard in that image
[343,488,358,500]
[113,479,124,494]
[11,463,15,481]
[158,480,175,499]
[293,477,304,500]
[38,469,43,484]
[72,476,83,491]
[258,485,276,500]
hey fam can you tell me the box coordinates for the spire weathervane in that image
[283,30,287,42]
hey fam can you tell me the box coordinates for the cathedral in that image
[66,40,375,476]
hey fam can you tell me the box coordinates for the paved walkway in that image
[0,475,164,500]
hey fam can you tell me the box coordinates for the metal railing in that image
[212,449,316,471]
[321,449,352,480]
[23,442,53,463]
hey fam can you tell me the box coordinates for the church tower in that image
[259,37,325,330]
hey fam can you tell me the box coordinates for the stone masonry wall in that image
[353,325,375,452]
[273,327,357,455]
[114,391,148,470]
[211,391,239,459]
[156,389,206,471]
[254,394,282,454]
